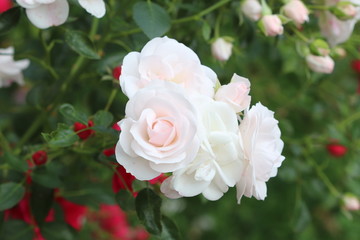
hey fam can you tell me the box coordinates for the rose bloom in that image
[211,37,233,62]
[261,15,284,36]
[306,54,334,74]
[0,47,30,88]
[215,73,251,113]
[120,36,217,98]
[16,0,105,29]
[161,97,243,201]
[236,103,285,202]
[283,0,309,26]
[319,0,360,46]
[241,0,262,21]
[115,81,200,180]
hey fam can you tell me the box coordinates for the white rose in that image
[0,47,30,88]
[115,81,200,181]
[120,36,217,98]
[261,15,284,36]
[343,194,360,211]
[306,54,334,74]
[211,37,233,62]
[241,0,262,21]
[215,73,251,113]
[236,102,285,202]
[161,97,243,201]
[283,0,309,26]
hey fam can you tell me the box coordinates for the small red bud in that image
[0,0,12,13]
[112,66,122,80]
[112,122,121,131]
[74,120,95,140]
[32,150,48,165]
[327,143,347,157]
[103,147,115,157]
[351,60,360,73]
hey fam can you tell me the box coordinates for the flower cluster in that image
[115,36,285,202]
[15,0,106,29]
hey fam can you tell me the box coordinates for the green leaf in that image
[2,152,28,172]
[41,222,74,240]
[65,30,100,59]
[42,123,79,148]
[30,183,54,227]
[59,104,88,124]
[93,110,113,128]
[0,182,25,211]
[0,220,33,240]
[32,166,63,188]
[64,187,115,208]
[135,188,162,235]
[0,7,21,35]
[133,2,171,39]
[116,189,135,212]
[160,215,181,240]
[201,21,211,41]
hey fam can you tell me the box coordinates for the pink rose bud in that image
[215,73,251,112]
[211,38,233,62]
[343,194,360,211]
[32,150,48,166]
[261,15,284,36]
[326,143,347,157]
[283,0,309,26]
[306,54,335,74]
[0,0,12,13]
[112,66,122,80]
[241,0,262,21]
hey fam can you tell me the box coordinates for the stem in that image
[104,88,119,111]
[307,5,329,11]
[339,111,360,129]
[291,27,310,43]
[0,131,11,153]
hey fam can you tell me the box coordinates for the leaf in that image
[133,2,171,39]
[116,189,135,212]
[0,7,21,35]
[42,123,79,148]
[160,215,181,240]
[41,222,74,240]
[0,220,33,240]
[32,166,63,188]
[65,30,100,59]
[0,182,25,211]
[93,110,113,128]
[135,188,162,235]
[2,152,28,172]
[30,183,54,227]
[59,104,88,124]
[201,22,211,41]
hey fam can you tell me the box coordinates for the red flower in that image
[0,0,12,13]
[112,122,121,131]
[351,60,360,73]
[31,150,47,166]
[56,197,88,231]
[327,143,347,157]
[112,166,135,193]
[148,174,167,185]
[73,120,95,140]
[112,66,122,80]
[103,146,116,157]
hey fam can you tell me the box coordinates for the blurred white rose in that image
[115,81,200,181]
[211,38,233,62]
[120,36,217,98]
[241,0,262,21]
[161,97,243,201]
[236,103,285,202]
[0,47,30,88]
[283,0,309,26]
[306,54,335,74]
[261,15,284,36]
[343,194,360,211]
[215,73,251,113]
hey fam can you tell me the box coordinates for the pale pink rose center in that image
[147,118,176,147]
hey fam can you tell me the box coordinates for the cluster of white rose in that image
[115,36,285,203]
[0,47,29,88]
[15,0,106,29]
[241,0,360,74]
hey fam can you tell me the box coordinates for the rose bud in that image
[103,147,115,157]
[306,54,334,74]
[351,60,360,73]
[241,0,262,21]
[343,194,360,211]
[211,37,233,62]
[330,2,357,21]
[32,150,48,165]
[73,120,95,140]
[112,66,122,80]
[259,15,284,37]
[326,143,347,157]
[112,122,121,131]
[0,0,12,13]
[283,0,309,27]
